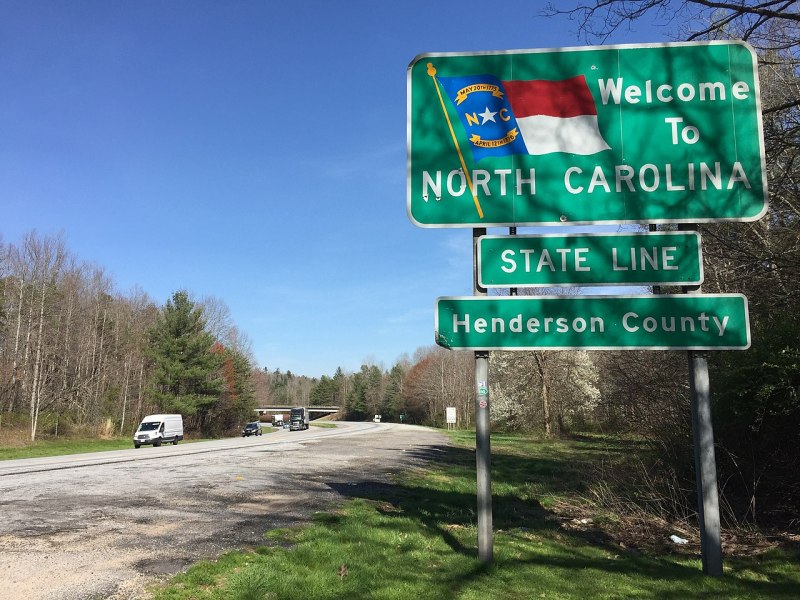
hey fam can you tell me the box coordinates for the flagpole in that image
[427,63,484,220]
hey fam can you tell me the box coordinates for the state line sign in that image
[478,231,703,288]
[407,41,768,227]
[435,295,750,350]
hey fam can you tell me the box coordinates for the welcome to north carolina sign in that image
[407,41,768,227]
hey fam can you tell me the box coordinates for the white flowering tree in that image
[490,349,600,436]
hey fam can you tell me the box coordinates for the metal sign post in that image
[509,226,517,297]
[473,228,493,564]
[682,224,723,576]
[475,350,492,563]
[688,349,723,575]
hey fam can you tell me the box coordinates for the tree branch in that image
[763,98,800,114]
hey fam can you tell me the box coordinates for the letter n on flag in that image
[437,74,610,161]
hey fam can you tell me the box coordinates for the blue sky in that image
[1,0,668,377]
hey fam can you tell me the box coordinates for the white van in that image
[133,414,183,448]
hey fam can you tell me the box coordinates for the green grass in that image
[0,425,286,461]
[0,433,224,461]
[149,431,800,599]
[0,437,138,460]
[310,422,337,429]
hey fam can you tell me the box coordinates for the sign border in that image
[407,40,769,228]
[477,230,704,288]
[435,293,751,351]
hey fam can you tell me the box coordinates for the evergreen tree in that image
[332,367,348,406]
[147,291,223,431]
[310,375,336,405]
[384,363,405,421]
[346,367,369,420]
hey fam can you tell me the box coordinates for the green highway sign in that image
[435,294,750,350]
[478,231,703,288]
[408,41,767,227]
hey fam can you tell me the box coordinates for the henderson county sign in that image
[435,295,750,350]
[407,41,768,227]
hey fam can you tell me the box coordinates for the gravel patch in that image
[0,423,449,600]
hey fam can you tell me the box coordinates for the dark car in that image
[242,422,262,437]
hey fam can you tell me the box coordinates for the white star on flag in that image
[478,107,497,124]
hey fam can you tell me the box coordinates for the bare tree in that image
[22,233,67,440]
[547,1,799,51]
[402,347,474,427]
[0,234,162,439]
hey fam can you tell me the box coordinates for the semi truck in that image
[289,407,309,431]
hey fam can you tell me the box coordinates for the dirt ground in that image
[0,423,449,600]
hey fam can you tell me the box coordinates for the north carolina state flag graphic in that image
[437,73,610,161]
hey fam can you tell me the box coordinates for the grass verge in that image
[151,431,799,600]
[0,433,229,461]
[0,437,138,460]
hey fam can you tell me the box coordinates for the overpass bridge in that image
[255,406,340,420]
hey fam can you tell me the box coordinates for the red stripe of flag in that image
[502,75,598,118]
